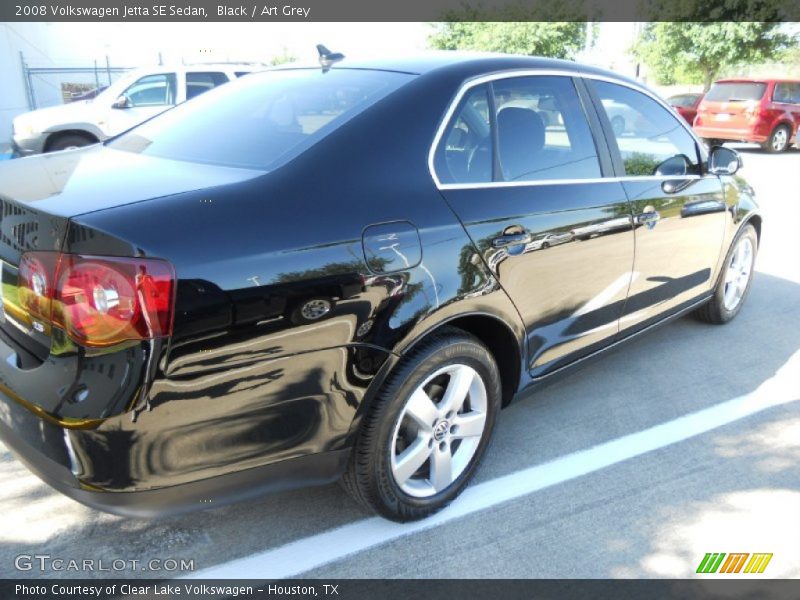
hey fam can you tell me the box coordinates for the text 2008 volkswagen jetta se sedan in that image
[0,54,760,521]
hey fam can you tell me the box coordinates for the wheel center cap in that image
[433,420,449,441]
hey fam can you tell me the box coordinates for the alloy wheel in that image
[723,236,754,311]
[390,364,488,497]
[772,128,788,152]
[300,298,332,320]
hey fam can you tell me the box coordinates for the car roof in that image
[714,77,800,84]
[277,51,643,88]
[127,63,264,76]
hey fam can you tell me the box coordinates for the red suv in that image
[694,78,800,153]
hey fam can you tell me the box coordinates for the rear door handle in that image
[492,232,532,248]
[635,211,660,225]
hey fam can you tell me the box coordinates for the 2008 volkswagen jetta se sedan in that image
[0,53,760,522]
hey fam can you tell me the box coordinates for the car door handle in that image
[492,232,532,248]
[661,178,694,194]
[635,211,660,225]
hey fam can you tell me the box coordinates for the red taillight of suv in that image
[19,252,175,347]
[743,103,762,121]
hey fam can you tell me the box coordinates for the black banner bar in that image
[4,579,800,600]
[2,0,799,22]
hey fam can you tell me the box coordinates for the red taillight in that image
[18,252,175,347]
[744,104,761,120]
[19,252,59,322]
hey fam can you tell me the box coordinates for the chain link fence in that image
[19,52,132,110]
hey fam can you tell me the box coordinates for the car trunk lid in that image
[0,145,262,359]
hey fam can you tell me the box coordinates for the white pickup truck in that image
[12,63,262,155]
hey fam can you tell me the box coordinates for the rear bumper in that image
[0,393,348,517]
[693,123,767,143]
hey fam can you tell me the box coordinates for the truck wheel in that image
[703,138,723,149]
[47,134,95,153]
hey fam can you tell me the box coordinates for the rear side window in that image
[186,71,230,100]
[773,82,800,104]
[109,69,414,170]
[591,80,701,178]
[705,82,767,102]
[434,75,602,184]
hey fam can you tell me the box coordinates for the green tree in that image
[633,22,796,91]
[269,47,297,66]
[429,0,593,60]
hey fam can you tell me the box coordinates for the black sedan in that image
[0,53,760,522]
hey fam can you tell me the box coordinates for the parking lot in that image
[0,144,798,580]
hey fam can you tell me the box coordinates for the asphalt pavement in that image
[0,144,798,579]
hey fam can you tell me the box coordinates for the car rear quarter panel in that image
[64,72,526,491]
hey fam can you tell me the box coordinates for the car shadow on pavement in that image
[0,271,798,579]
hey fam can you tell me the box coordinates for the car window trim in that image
[486,83,502,181]
[428,69,709,190]
[573,76,615,177]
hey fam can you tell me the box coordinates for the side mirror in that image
[709,146,742,176]
[654,154,690,177]
[112,95,131,109]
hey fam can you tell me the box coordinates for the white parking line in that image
[186,349,800,580]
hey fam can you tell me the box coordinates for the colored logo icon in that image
[696,553,773,574]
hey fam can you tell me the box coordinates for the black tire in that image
[47,133,94,153]
[541,242,550,249]
[694,223,758,325]
[341,326,501,522]
[703,138,723,149]
[762,124,791,153]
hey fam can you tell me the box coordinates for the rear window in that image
[668,94,700,107]
[705,82,766,102]
[109,69,414,170]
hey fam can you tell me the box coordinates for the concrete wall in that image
[0,23,171,150]
[0,23,60,149]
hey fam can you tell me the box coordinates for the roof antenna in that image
[317,44,345,72]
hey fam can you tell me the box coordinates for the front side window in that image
[109,69,414,170]
[592,80,701,177]
[434,75,602,184]
[186,72,230,100]
[123,73,177,107]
